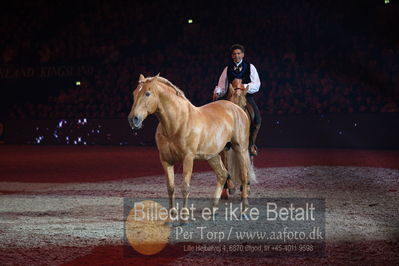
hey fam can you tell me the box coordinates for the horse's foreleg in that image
[161,160,175,211]
[207,155,229,209]
[182,156,194,209]
[220,150,229,199]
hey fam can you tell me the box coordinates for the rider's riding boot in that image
[249,124,260,156]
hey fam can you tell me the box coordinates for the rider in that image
[214,44,261,156]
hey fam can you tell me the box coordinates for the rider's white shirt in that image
[214,63,261,96]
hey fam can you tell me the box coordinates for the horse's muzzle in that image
[128,116,143,129]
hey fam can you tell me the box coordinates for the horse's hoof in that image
[169,208,178,216]
[211,208,219,217]
[241,206,249,214]
[241,199,250,214]
[221,188,229,200]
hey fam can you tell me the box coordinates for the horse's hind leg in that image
[161,160,175,211]
[232,146,250,211]
[220,150,235,199]
[207,155,229,208]
[240,155,253,195]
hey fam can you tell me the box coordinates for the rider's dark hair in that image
[230,44,245,53]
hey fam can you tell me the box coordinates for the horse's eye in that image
[145,91,151,97]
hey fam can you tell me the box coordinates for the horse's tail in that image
[247,154,257,184]
[227,149,257,185]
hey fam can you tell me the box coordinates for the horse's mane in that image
[140,75,187,100]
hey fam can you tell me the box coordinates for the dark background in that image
[1,0,398,147]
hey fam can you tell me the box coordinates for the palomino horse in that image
[128,74,256,211]
[220,79,257,199]
[227,79,257,150]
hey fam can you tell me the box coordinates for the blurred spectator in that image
[2,0,398,119]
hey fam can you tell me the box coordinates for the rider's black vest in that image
[227,60,251,84]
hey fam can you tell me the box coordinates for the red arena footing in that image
[0,145,398,183]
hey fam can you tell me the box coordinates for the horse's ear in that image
[155,73,160,79]
[139,74,145,82]
[240,84,249,95]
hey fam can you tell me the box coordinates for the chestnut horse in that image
[128,74,256,211]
